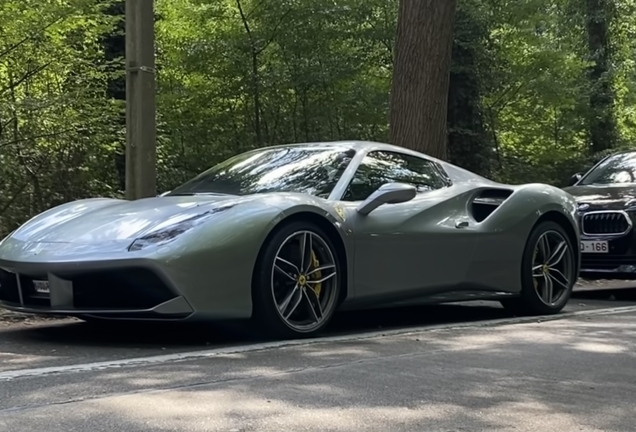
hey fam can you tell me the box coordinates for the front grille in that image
[20,275,51,307]
[72,268,176,309]
[582,211,631,235]
[0,267,177,311]
[0,269,20,303]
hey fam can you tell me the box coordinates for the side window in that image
[342,151,451,202]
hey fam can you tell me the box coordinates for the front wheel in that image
[502,221,576,316]
[252,221,342,339]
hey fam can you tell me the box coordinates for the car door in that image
[339,150,479,301]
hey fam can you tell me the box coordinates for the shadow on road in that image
[573,287,636,301]
[2,303,509,350]
[4,288,636,350]
[4,305,636,432]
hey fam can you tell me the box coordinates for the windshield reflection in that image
[169,146,356,198]
[581,152,636,185]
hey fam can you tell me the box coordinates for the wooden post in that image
[125,0,157,200]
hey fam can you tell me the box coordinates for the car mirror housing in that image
[356,182,417,216]
[568,173,582,186]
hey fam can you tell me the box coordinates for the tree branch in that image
[0,128,77,149]
[0,62,53,96]
[0,16,64,60]
[255,8,292,55]
[245,0,267,20]
[367,20,393,59]
[488,79,533,118]
[236,0,255,45]
[0,149,53,217]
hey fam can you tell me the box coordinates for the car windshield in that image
[580,152,636,185]
[168,145,356,198]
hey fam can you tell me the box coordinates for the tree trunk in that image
[586,0,617,154]
[446,0,492,177]
[390,0,457,160]
[101,0,126,192]
[236,0,263,146]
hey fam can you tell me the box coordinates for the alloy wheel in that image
[271,230,338,333]
[531,230,574,306]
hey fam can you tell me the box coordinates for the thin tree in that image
[586,0,617,154]
[390,0,458,160]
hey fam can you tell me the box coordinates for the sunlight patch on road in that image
[2,305,636,382]
[570,342,628,354]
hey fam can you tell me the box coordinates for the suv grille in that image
[582,211,631,235]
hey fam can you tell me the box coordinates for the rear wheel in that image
[252,221,342,339]
[501,221,576,316]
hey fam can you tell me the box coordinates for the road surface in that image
[0,284,636,431]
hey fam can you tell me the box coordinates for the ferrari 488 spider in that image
[0,141,580,338]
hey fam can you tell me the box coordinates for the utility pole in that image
[125,0,157,200]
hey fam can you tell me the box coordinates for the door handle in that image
[455,221,469,229]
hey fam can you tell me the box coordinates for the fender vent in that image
[470,189,513,223]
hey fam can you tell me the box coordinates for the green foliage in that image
[482,0,591,185]
[2,0,636,235]
[155,0,395,190]
[0,0,122,233]
[447,0,494,177]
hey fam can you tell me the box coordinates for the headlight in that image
[128,204,235,252]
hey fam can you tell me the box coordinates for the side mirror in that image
[356,182,417,216]
[158,191,171,197]
[568,173,582,186]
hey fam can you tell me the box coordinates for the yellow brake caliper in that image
[310,250,323,298]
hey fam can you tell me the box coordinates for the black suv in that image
[564,150,636,279]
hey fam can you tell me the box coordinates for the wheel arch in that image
[251,208,352,306]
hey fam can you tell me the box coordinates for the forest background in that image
[0,0,631,234]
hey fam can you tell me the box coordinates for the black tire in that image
[501,221,576,316]
[251,220,343,339]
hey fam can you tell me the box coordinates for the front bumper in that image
[580,237,636,279]
[577,209,636,279]
[0,259,194,320]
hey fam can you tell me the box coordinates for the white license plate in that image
[33,280,50,294]
[580,240,609,254]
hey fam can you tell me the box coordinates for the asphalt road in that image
[0,283,635,374]
[1,282,636,431]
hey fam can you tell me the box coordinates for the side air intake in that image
[470,189,513,223]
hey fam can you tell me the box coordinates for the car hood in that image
[10,195,250,244]
[563,184,636,211]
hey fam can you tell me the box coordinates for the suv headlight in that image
[128,204,235,252]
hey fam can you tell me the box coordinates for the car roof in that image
[260,140,443,162]
[601,149,636,158]
[244,140,495,185]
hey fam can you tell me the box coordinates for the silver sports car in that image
[0,141,580,338]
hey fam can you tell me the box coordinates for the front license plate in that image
[33,280,50,294]
[580,240,609,254]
